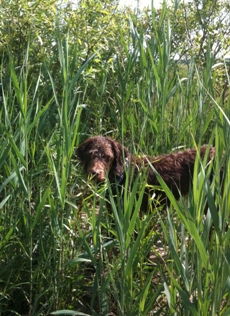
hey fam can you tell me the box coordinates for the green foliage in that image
[167,0,230,62]
[0,0,58,65]
[0,0,230,315]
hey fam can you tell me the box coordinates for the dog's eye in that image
[102,154,111,162]
[91,152,99,159]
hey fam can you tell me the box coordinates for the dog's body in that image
[76,136,217,211]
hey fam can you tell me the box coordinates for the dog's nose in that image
[88,170,105,183]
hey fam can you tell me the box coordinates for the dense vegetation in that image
[0,0,229,315]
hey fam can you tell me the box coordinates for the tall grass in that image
[0,3,230,316]
[0,35,89,315]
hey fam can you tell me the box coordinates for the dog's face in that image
[77,136,126,183]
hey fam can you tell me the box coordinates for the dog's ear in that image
[76,141,87,162]
[107,137,129,176]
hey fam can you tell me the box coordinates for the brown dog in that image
[76,136,217,211]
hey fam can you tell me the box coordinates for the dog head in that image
[76,136,130,183]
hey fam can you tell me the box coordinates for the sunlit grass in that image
[0,2,230,315]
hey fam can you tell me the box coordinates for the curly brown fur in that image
[76,136,217,211]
